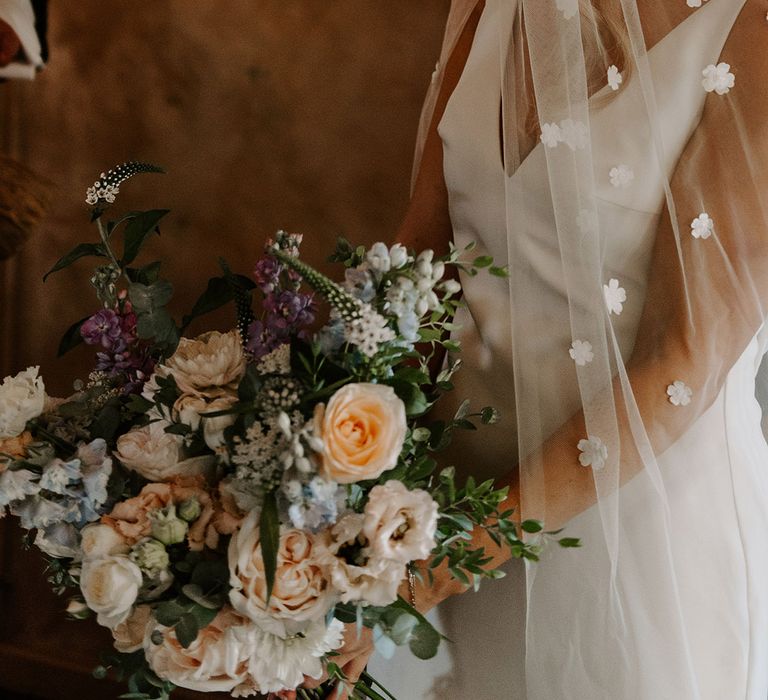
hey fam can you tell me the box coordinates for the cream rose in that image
[115,421,214,482]
[80,523,131,559]
[144,607,254,693]
[315,383,407,484]
[0,367,46,439]
[162,330,246,394]
[80,555,143,628]
[229,511,333,634]
[362,480,438,563]
[174,391,238,452]
[112,604,152,653]
[318,513,405,606]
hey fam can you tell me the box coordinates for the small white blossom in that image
[577,436,608,470]
[607,65,623,91]
[255,344,292,375]
[540,122,562,148]
[569,340,595,366]
[702,63,735,95]
[559,119,589,151]
[667,380,693,407]
[345,306,397,358]
[366,242,392,273]
[555,0,579,19]
[609,164,634,188]
[690,212,714,239]
[388,243,410,269]
[603,278,627,315]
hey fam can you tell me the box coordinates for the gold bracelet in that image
[407,564,417,608]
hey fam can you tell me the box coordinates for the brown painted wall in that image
[0,1,449,696]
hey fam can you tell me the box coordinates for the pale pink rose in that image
[144,607,254,693]
[173,390,238,451]
[80,555,142,629]
[112,604,152,653]
[162,330,246,395]
[315,383,407,484]
[229,511,333,633]
[362,481,438,563]
[318,513,405,606]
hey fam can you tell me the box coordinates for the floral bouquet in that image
[0,163,574,699]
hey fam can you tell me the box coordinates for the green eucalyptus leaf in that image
[121,209,170,265]
[57,316,90,357]
[408,619,442,660]
[154,600,186,627]
[44,243,108,281]
[260,490,280,603]
[174,613,199,649]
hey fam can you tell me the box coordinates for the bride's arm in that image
[412,5,768,611]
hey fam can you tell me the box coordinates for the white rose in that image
[162,330,246,394]
[112,604,152,653]
[0,367,46,439]
[144,608,254,693]
[80,523,130,560]
[319,513,405,606]
[362,480,438,563]
[229,511,333,635]
[80,555,143,628]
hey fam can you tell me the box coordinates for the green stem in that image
[95,217,122,271]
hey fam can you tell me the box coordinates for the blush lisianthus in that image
[318,513,405,606]
[315,383,407,484]
[362,480,439,563]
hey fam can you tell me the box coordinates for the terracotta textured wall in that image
[0,0,449,394]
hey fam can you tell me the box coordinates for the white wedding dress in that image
[370,0,768,698]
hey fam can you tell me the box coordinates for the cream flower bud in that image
[150,505,189,545]
[130,538,170,578]
[66,598,91,619]
[0,367,46,439]
[178,497,202,522]
[389,243,409,269]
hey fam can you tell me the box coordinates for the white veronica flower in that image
[577,436,608,470]
[667,381,693,407]
[569,340,595,366]
[603,279,627,315]
[702,63,735,95]
[540,122,562,148]
[609,164,634,188]
[691,212,714,239]
[607,65,623,91]
[555,0,579,19]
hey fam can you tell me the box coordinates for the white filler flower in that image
[577,436,608,470]
[603,278,627,315]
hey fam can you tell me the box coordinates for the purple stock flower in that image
[253,256,282,294]
[81,309,123,349]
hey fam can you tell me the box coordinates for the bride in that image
[313,1,768,698]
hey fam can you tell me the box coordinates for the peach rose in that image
[228,511,333,634]
[315,383,407,484]
[112,604,152,653]
[144,607,254,693]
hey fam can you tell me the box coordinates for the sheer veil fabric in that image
[382,0,768,697]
